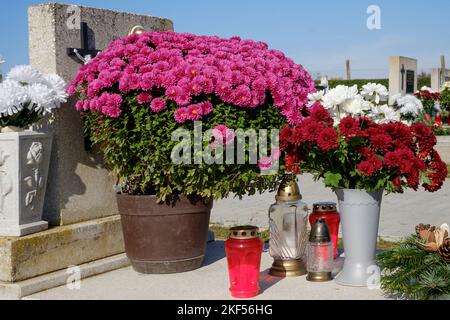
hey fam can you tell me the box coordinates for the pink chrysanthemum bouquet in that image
[69,31,315,200]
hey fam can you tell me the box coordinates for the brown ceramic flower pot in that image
[117,194,213,274]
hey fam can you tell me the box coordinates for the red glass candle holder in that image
[309,203,340,259]
[225,226,264,299]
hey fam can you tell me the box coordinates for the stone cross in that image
[400,64,405,90]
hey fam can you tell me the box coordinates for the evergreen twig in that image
[376,235,450,300]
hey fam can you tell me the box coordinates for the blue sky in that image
[0,0,449,79]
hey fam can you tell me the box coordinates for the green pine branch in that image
[376,235,450,300]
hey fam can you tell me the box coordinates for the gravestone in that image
[388,56,417,105]
[431,68,450,91]
[0,56,4,82]
[0,2,173,297]
[29,3,172,225]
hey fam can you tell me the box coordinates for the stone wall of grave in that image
[431,68,450,91]
[28,3,173,226]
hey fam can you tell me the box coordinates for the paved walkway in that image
[24,175,449,300]
[26,241,386,300]
[211,174,450,240]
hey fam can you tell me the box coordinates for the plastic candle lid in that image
[229,226,259,240]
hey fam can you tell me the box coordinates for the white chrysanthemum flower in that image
[322,85,358,109]
[340,94,371,115]
[395,94,423,116]
[0,80,30,116]
[7,65,46,85]
[27,83,59,114]
[370,104,400,123]
[0,65,66,125]
[307,90,324,106]
[322,85,370,119]
[420,86,434,93]
[441,81,450,91]
[361,83,388,104]
[43,74,68,103]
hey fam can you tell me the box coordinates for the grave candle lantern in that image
[268,174,309,277]
[309,202,340,259]
[307,218,333,282]
[225,226,264,299]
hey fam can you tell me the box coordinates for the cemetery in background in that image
[0,2,448,300]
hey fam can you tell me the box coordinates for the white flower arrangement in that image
[442,81,450,91]
[393,94,424,117]
[307,90,325,106]
[369,104,400,123]
[311,83,399,124]
[361,83,388,104]
[0,65,67,127]
[420,86,434,93]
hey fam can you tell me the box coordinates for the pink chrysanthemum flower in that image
[200,101,213,116]
[166,85,182,101]
[69,31,316,124]
[213,125,235,146]
[258,156,273,171]
[150,98,166,113]
[187,104,203,121]
[174,107,189,124]
[233,85,251,106]
[137,93,153,105]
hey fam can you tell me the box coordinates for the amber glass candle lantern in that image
[310,202,340,258]
[268,174,309,277]
[225,226,264,298]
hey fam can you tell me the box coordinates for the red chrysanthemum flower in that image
[338,116,361,136]
[280,126,294,149]
[383,148,416,174]
[369,133,392,153]
[381,122,412,147]
[317,128,339,151]
[280,111,445,194]
[423,150,448,192]
[300,121,326,142]
[356,146,376,159]
[406,170,420,190]
[392,176,402,189]
[357,155,383,176]
[411,122,437,152]
[310,103,333,126]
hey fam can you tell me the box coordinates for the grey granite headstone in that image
[28,3,173,225]
[431,68,450,91]
[388,56,417,105]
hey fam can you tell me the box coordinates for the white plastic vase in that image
[334,189,383,287]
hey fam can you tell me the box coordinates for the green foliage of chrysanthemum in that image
[83,95,286,201]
